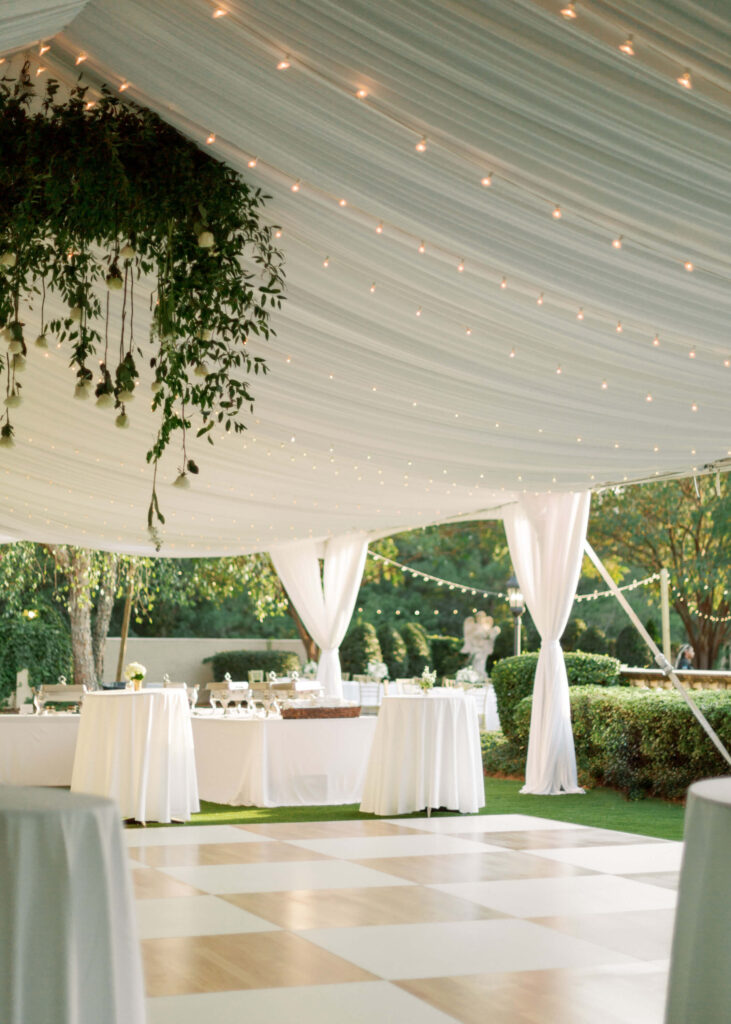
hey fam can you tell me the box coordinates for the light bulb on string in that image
[616,321,623,333]
[612,235,623,249]
[481,173,493,187]
[691,402,699,412]
[552,204,562,219]
[119,81,130,91]
[291,180,301,192]
[556,365,562,375]
[356,88,368,99]
[457,259,465,273]
[601,379,608,389]
[39,42,51,55]
[212,7,227,17]
[684,260,694,272]
[415,136,427,153]
[619,35,635,55]
[206,132,216,144]
[36,66,47,77]
[415,307,422,317]
[418,241,426,254]
[560,2,577,19]
[247,156,258,168]
[369,282,376,293]
[277,57,291,70]
[500,276,507,289]
[646,393,653,402]
[338,198,347,207]
[322,256,329,268]
[509,348,516,358]
[75,53,87,64]
[465,327,472,336]
[688,348,696,359]
[653,333,660,347]
[274,229,282,238]
[536,292,544,305]
[576,308,584,320]
[677,70,692,89]
[375,221,383,233]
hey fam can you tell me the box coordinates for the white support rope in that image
[584,541,731,768]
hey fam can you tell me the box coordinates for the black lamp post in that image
[506,574,525,656]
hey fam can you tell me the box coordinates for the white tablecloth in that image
[665,776,731,1023]
[0,714,79,785]
[0,785,145,1024]
[192,715,377,806]
[71,689,199,823]
[360,693,486,816]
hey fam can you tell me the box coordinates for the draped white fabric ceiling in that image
[1,0,729,554]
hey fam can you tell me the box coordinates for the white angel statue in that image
[461,611,501,680]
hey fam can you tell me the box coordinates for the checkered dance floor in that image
[127,814,681,1023]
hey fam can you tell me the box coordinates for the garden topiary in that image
[426,634,465,679]
[615,624,653,667]
[401,621,432,676]
[491,651,621,741]
[205,649,301,681]
[561,617,587,651]
[376,624,409,678]
[339,622,382,676]
[577,624,612,655]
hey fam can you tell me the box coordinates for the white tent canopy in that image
[1,0,729,555]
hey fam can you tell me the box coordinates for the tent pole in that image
[584,541,731,768]
[660,568,671,662]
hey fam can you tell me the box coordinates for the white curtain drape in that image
[270,533,369,697]
[503,491,591,795]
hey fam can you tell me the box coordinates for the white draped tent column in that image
[503,491,591,795]
[270,533,369,698]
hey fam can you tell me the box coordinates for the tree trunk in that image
[285,599,319,661]
[116,564,136,681]
[49,546,96,688]
[92,553,119,682]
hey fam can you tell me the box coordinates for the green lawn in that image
[133,776,685,840]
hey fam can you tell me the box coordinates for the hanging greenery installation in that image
[0,63,285,543]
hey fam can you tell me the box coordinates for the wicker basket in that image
[281,705,362,719]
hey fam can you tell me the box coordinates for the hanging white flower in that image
[197,230,215,248]
[68,306,82,322]
[173,472,190,489]
[0,252,17,268]
[95,391,114,408]
[120,243,135,260]
[115,412,129,429]
[34,334,48,348]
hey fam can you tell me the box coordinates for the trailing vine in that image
[0,63,285,544]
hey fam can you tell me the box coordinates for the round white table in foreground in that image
[71,688,199,823]
[665,776,731,1023]
[359,692,485,816]
[0,786,145,1024]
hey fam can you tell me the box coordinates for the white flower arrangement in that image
[367,661,388,681]
[456,667,480,685]
[302,660,318,678]
[420,666,437,690]
[123,661,146,683]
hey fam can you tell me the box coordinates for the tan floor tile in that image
[397,964,668,1024]
[349,851,593,884]
[142,929,375,996]
[625,871,679,890]
[132,867,204,899]
[239,820,420,840]
[531,908,675,961]
[222,885,502,929]
[133,841,332,867]
[463,828,665,851]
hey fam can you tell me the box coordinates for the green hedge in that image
[340,622,382,676]
[205,649,301,681]
[491,651,621,742]
[0,612,73,704]
[376,624,409,678]
[512,685,731,800]
[401,622,431,675]
[426,634,464,679]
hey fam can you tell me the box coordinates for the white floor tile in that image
[433,874,677,918]
[388,814,588,834]
[135,895,279,939]
[156,859,415,894]
[287,834,499,859]
[146,981,456,1024]
[125,825,271,847]
[300,918,634,980]
[528,842,684,875]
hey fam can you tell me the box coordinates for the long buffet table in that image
[0,711,377,807]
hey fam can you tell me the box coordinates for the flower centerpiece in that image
[302,660,318,678]
[367,660,388,682]
[419,666,437,692]
[455,667,480,686]
[123,661,146,691]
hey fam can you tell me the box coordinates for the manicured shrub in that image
[376,624,409,679]
[481,731,524,776]
[339,622,382,676]
[0,610,73,703]
[491,651,621,742]
[426,634,465,679]
[401,621,431,676]
[205,649,302,680]
[577,624,612,655]
[561,617,587,651]
[513,685,731,800]
[615,624,653,667]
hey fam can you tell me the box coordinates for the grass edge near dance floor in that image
[131,777,686,840]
